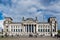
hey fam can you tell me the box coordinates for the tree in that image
[58,30,60,34]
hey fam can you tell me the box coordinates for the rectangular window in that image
[38,25,42,28]
[6,29,8,32]
[16,29,17,32]
[48,26,50,28]
[18,26,19,28]
[11,29,13,32]
[18,29,20,32]
[38,29,40,32]
[13,26,15,28]
[43,29,45,32]
[53,29,55,32]
[46,29,47,32]
[48,29,50,32]
[41,29,42,32]
[14,29,15,32]
[16,26,17,28]
[41,25,42,28]
[11,26,12,28]
[21,29,22,32]
[6,26,8,28]
[38,25,40,28]
[11,26,14,28]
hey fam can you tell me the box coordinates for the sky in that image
[0,0,60,30]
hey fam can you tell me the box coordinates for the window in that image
[6,26,8,28]
[11,29,13,32]
[43,29,45,32]
[47,25,50,28]
[46,29,47,32]
[11,26,12,28]
[16,29,17,32]
[38,29,40,32]
[48,29,50,32]
[6,29,8,32]
[9,21,11,23]
[16,26,17,28]
[11,26,13,28]
[6,21,8,23]
[38,25,40,28]
[41,29,42,32]
[21,29,22,32]
[14,26,15,28]
[13,26,15,28]
[14,29,15,32]
[38,25,42,28]
[53,29,55,32]
[41,25,42,28]
[18,29,20,32]
[18,26,19,28]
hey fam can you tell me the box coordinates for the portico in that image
[23,24,36,34]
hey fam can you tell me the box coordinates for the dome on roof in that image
[26,18,34,21]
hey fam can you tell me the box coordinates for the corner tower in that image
[48,17,58,36]
[3,17,13,35]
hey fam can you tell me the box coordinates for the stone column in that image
[56,24,58,34]
[27,25,28,33]
[24,25,25,32]
[28,24,29,33]
[25,25,26,32]
[27,24,28,33]
[56,24,57,32]
[34,25,35,33]
[31,24,32,33]
[36,24,38,33]
[25,25,27,32]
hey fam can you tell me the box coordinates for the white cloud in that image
[0,0,60,21]
[0,0,46,22]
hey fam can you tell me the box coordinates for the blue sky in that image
[0,0,60,30]
[0,12,3,20]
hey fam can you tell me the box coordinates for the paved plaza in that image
[0,37,60,40]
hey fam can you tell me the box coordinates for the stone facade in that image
[3,17,58,37]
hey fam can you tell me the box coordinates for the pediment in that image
[23,20,36,23]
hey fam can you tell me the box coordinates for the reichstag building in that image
[3,17,58,37]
